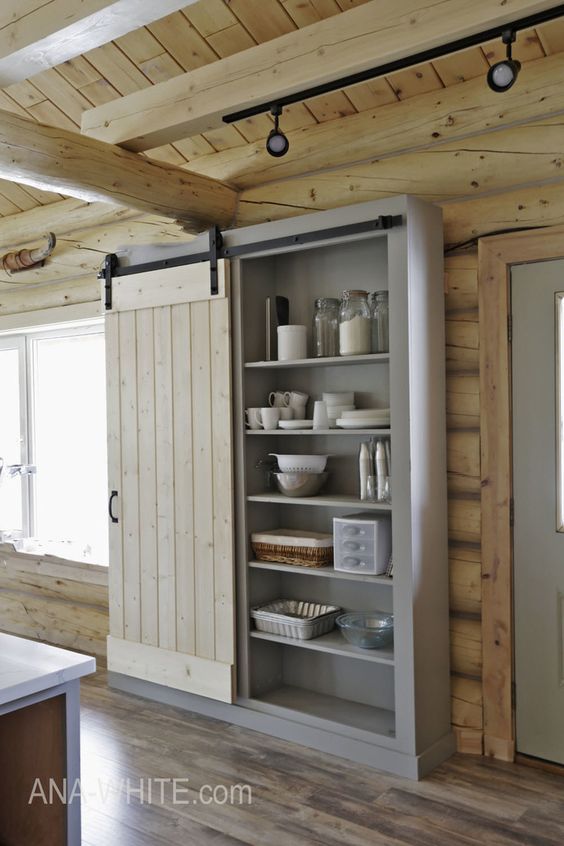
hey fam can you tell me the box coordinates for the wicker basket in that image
[251,529,333,568]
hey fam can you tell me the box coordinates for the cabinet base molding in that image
[107,637,234,703]
[108,671,455,780]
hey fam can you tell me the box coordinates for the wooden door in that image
[104,261,235,703]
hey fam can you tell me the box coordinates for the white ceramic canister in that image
[277,325,307,361]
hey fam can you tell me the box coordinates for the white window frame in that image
[0,315,107,564]
[0,333,29,534]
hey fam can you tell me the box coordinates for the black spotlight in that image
[487,29,521,92]
[266,105,289,157]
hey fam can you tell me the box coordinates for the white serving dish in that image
[278,419,314,430]
[269,453,328,472]
[341,408,390,418]
[251,600,341,639]
[323,392,355,406]
[327,404,355,416]
[336,418,390,429]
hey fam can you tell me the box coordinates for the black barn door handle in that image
[109,490,119,524]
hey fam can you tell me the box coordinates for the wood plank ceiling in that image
[0,0,562,219]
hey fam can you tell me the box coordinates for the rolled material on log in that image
[1,232,56,273]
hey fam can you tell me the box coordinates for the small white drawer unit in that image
[333,512,392,575]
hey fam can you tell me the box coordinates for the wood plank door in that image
[104,261,235,702]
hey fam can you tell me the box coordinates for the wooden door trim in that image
[478,224,564,760]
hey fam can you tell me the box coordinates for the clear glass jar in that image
[370,291,389,353]
[312,297,339,357]
[339,290,371,356]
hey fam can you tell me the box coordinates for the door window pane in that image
[32,331,108,563]
[0,347,23,533]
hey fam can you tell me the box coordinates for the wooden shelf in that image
[245,353,389,370]
[247,493,392,510]
[249,686,396,738]
[250,628,394,665]
[249,560,393,585]
[246,428,391,436]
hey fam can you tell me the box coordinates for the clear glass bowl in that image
[336,611,394,649]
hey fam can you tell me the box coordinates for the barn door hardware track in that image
[99,215,402,307]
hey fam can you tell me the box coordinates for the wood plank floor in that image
[80,672,564,846]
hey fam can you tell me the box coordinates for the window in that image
[0,321,108,564]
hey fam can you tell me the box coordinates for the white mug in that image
[245,408,262,429]
[278,407,294,421]
[278,325,307,361]
[268,391,290,408]
[287,391,308,420]
[254,407,280,430]
[313,400,329,430]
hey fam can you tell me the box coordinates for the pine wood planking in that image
[172,302,196,655]
[118,310,141,642]
[180,50,564,189]
[210,295,235,665]
[190,299,216,661]
[154,305,177,651]
[81,0,559,149]
[135,307,159,647]
[105,311,124,640]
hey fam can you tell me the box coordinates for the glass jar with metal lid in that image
[312,297,339,357]
[338,290,371,356]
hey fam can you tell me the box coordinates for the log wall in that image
[0,547,109,658]
[0,191,539,750]
[444,251,483,754]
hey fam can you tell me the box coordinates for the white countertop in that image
[0,633,96,706]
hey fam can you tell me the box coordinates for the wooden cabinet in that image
[105,195,453,778]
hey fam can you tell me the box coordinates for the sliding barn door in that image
[104,261,235,702]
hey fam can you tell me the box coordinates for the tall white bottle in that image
[359,442,371,501]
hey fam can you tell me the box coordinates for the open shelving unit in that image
[248,560,394,584]
[244,353,389,369]
[231,196,452,778]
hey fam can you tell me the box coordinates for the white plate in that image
[336,418,390,429]
[341,408,390,419]
[278,419,314,430]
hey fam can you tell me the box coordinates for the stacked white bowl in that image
[322,392,355,428]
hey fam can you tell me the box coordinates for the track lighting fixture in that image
[487,29,521,92]
[266,105,289,157]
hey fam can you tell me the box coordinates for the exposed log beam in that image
[0,0,200,86]
[184,51,564,189]
[81,0,559,151]
[443,181,564,247]
[0,198,137,251]
[0,110,237,232]
[235,116,564,227]
[0,216,185,289]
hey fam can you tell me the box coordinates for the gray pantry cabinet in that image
[105,196,453,779]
